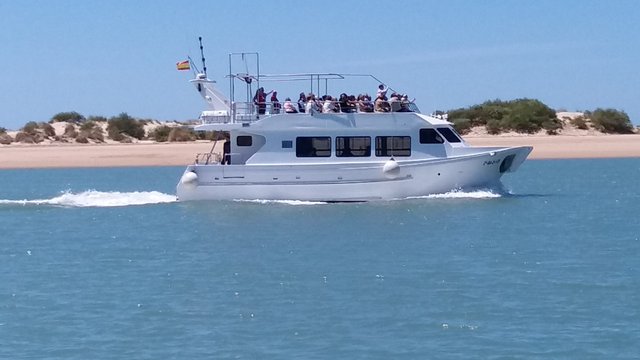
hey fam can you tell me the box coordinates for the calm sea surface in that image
[1,159,639,359]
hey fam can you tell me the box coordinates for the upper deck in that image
[188,52,428,129]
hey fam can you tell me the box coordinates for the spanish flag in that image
[176,60,190,71]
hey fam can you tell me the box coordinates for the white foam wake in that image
[408,189,503,200]
[0,190,177,208]
[233,199,328,206]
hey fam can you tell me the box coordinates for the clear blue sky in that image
[1,0,639,130]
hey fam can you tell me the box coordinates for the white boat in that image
[176,52,532,202]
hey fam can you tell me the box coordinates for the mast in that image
[198,36,207,77]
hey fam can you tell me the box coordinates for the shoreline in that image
[1,135,639,169]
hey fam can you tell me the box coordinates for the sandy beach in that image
[0,142,216,169]
[465,134,640,160]
[0,135,638,169]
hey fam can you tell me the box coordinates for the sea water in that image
[0,160,638,359]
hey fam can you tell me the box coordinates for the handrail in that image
[194,152,222,165]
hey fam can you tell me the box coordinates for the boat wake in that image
[0,190,177,208]
[233,199,328,206]
[411,189,504,200]
[230,189,504,205]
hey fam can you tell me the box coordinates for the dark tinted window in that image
[296,137,331,157]
[375,136,411,157]
[436,127,462,143]
[237,135,253,146]
[419,128,444,144]
[336,136,371,157]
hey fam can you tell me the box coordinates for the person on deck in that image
[374,93,391,112]
[305,93,319,113]
[283,97,298,113]
[297,92,306,113]
[253,87,273,115]
[271,91,281,114]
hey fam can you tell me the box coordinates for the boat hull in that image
[176,146,532,202]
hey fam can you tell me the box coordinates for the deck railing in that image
[194,152,222,165]
[200,100,420,125]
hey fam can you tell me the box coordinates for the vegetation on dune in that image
[64,123,78,138]
[0,127,13,144]
[50,111,85,124]
[13,121,58,144]
[22,121,39,135]
[168,127,197,142]
[41,122,56,137]
[107,112,145,142]
[77,120,105,143]
[567,115,589,130]
[449,100,637,135]
[150,125,172,142]
[86,115,108,123]
[448,99,561,135]
[2,102,636,146]
[585,108,634,134]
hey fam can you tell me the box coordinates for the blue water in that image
[1,160,639,359]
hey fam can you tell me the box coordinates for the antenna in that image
[198,36,207,77]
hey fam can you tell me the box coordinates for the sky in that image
[1,0,639,130]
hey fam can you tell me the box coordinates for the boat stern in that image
[176,166,200,201]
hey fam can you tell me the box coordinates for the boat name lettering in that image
[483,159,501,166]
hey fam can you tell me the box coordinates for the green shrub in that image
[502,99,557,134]
[447,98,556,134]
[0,127,6,134]
[90,126,104,142]
[151,125,172,142]
[80,120,97,131]
[451,118,473,135]
[168,127,196,142]
[0,133,12,144]
[22,121,39,135]
[570,116,589,130]
[51,111,85,124]
[75,133,89,143]
[196,130,222,141]
[86,115,107,123]
[107,113,145,140]
[486,119,503,135]
[588,108,634,134]
[64,124,78,138]
[40,122,56,137]
[542,119,563,135]
[108,127,125,142]
[15,132,35,143]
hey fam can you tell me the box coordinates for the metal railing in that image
[194,152,222,165]
[200,100,420,124]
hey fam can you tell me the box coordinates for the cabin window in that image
[336,136,371,157]
[419,128,444,144]
[436,127,462,143]
[296,137,331,157]
[237,135,253,147]
[282,140,293,148]
[375,136,411,157]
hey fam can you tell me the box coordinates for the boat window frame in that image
[436,127,462,143]
[236,135,253,147]
[295,136,332,157]
[419,128,445,144]
[375,136,411,157]
[335,136,371,157]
